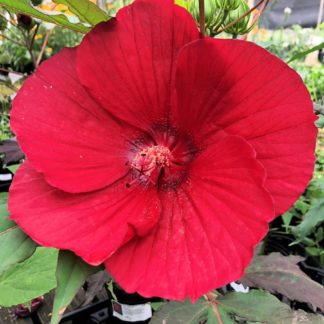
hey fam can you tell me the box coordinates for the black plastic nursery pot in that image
[0,166,13,192]
[60,284,161,324]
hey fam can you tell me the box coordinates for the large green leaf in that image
[0,192,9,206]
[53,0,109,26]
[151,290,324,323]
[0,192,37,275]
[150,298,208,323]
[0,227,37,275]
[218,290,324,323]
[0,247,58,307]
[217,290,292,323]
[51,251,100,324]
[0,192,14,231]
[298,198,324,239]
[241,253,324,312]
[0,0,90,33]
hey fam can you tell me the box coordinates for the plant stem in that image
[36,29,51,68]
[29,22,40,50]
[241,0,270,40]
[206,292,223,324]
[199,0,205,37]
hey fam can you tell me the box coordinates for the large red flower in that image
[9,0,317,300]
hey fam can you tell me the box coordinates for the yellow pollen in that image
[131,145,172,177]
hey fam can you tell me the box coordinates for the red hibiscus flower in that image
[9,0,317,301]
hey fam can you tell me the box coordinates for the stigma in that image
[128,145,173,186]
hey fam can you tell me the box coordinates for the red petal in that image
[77,0,198,130]
[172,39,317,214]
[11,48,137,193]
[9,162,161,265]
[105,134,274,300]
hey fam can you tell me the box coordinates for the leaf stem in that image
[206,292,223,324]
[199,0,205,37]
[36,29,51,68]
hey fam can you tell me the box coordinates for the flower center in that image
[129,145,172,185]
[127,124,198,189]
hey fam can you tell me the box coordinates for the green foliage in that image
[150,290,324,323]
[0,110,12,141]
[0,15,7,31]
[0,247,58,307]
[0,0,91,33]
[216,0,240,11]
[297,198,324,240]
[0,192,37,275]
[241,253,324,312]
[0,24,82,72]
[279,137,324,265]
[53,0,109,26]
[254,26,324,102]
[181,0,250,37]
[222,0,251,36]
[288,42,324,63]
[150,297,209,323]
[51,251,100,324]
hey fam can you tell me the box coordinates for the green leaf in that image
[294,197,309,214]
[0,192,37,275]
[175,0,190,10]
[51,251,100,324]
[287,42,324,63]
[281,211,294,229]
[151,301,164,312]
[241,253,324,312]
[217,290,323,323]
[207,304,235,324]
[0,247,58,307]
[298,198,324,239]
[0,227,37,275]
[0,0,90,33]
[0,192,8,205]
[214,306,234,324]
[150,298,208,324]
[151,290,324,323]
[7,163,20,174]
[217,290,291,323]
[314,103,324,116]
[53,0,109,26]
[315,114,324,127]
[0,192,14,231]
